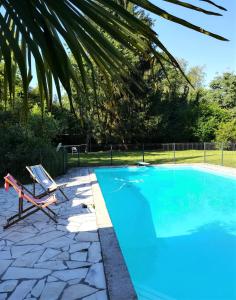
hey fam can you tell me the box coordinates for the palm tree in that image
[0,0,227,115]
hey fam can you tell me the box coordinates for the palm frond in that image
[0,0,228,115]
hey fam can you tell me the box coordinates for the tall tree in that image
[206,73,236,109]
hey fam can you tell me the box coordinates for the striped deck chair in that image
[26,164,69,201]
[3,174,57,229]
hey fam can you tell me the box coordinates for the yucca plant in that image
[0,0,227,118]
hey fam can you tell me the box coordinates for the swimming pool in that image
[95,166,236,300]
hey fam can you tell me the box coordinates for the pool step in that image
[137,161,151,166]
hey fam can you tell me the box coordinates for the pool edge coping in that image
[93,162,236,177]
[89,168,138,300]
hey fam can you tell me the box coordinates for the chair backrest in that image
[27,165,56,190]
[4,174,22,194]
[4,173,37,204]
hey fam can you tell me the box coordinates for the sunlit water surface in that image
[95,166,236,300]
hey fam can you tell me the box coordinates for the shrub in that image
[215,120,236,144]
[0,114,65,184]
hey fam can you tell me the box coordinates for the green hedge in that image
[0,123,65,184]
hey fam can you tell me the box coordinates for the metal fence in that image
[59,142,236,171]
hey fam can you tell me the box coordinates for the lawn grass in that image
[67,149,236,168]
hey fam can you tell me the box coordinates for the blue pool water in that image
[95,166,236,300]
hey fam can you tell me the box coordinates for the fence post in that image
[204,142,206,163]
[221,142,224,166]
[142,144,145,162]
[77,146,80,167]
[173,143,176,164]
[110,145,113,166]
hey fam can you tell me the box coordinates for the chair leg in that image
[19,198,23,216]
[59,188,70,201]
[4,207,40,229]
[46,206,57,216]
[40,207,58,223]
[6,204,36,222]
[4,203,57,229]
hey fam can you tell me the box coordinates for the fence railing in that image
[58,142,236,171]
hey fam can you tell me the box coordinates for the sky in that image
[149,0,236,85]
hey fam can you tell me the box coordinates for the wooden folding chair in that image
[26,164,69,201]
[3,174,57,229]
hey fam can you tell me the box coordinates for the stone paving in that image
[0,168,107,300]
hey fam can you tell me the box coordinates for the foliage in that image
[0,0,227,117]
[142,60,204,142]
[194,102,231,142]
[0,3,234,176]
[68,47,209,144]
[206,73,236,109]
[215,120,236,144]
[0,111,64,183]
[28,104,60,142]
[64,38,235,145]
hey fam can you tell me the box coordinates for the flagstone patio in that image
[0,168,107,300]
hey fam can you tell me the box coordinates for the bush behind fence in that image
[0,146,65,185]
